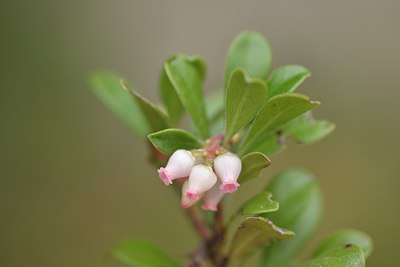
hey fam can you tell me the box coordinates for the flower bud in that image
[181,181,200,209]
[158,149,195,185]
[185,165,217,201]
[213,152,242,193]
[201,183,225,211]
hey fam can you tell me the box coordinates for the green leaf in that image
[224,69,267,142]
[147,128,203,154]
[240,191,279,216]
[239,93,320,155]
[224,31,272,88]
[130,90,169,132]
[89,71,149,138]
[159,68,184,126]
[268,65,311,98]
[164,54,209,139]
[247,132,286,156]
[262,169,322,267]
[283,112,335,144]
[303,245,365,267]
[229,217,294,261]
[312,229,373,259]
[205,90,225,136]
[238,152,271,183]
[112,240,180,267]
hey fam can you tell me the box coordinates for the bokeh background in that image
[1,0,399,266]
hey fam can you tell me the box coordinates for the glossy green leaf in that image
[89,71,149,138]
[239,93,320,154]
[268,65,311,98]
[303,245,365,267]
[224,69,267,142]
[131,91,169,132]
[229,217,294,261]
[147,128,203,154]
[224,31,272,88]
[164,55,209,139]
[312,229,373,259]
[238,152,271,183]
[283,112,335,144]
[240,191,279,216]
[262,169,322,267]
[247,132,286,157]
[112,240,180,267]
[159,68,184,126]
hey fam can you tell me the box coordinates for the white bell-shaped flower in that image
[181,181,200,209]
[201,183,225,211]
[213,152,242,193]
[158,149,195,185]
[185,165,217,201]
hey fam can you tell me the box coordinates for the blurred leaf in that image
[240,191,279,216]
[312,229,373,259]
[303,245,365,267]
[205,90,225,135]
[247,132,286,157]
[224,31,272,88]
[112,240,180,267]
[238,152,271,183]
[130,90,169,132]
[224,69,267,142]
[239,94,320,154]
[159,68,184,126]
[229,217,294,261]
[89,71,149,138]
[262,169,322,267]
[268,65,311,98]
[164,54,209,139]
[283,112,335,144]
[148,128,203,154]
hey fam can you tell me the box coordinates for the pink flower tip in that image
[201,203,218,211]
[220,181,240,193]
[158,167,172,185]
[181,201,191,209]
[185,189,199,201]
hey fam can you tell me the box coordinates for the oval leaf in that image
[89,71,149,138]
[229,217,294,261]
[148,128,203,154]
[131,90,169,132]
[112,240,180,267]
[238,152,271,183]
[240,191,279,216]
[224,69,267,142]
[164,55,209,139]
[303,245,365,267]
[247,132,286,157]
[224,31,272,87]
[262,169,322,267]
[268,65,311,98]
[239,93,320,155]
[283,112,335,144]
[312,229,373,259]
[159,68,184,126]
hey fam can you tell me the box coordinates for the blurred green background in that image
[1,0,399,266]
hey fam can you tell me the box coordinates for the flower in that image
[201,183,225,211]
[158,149,195,185]
[184,164,217,201]
[181,181,200,209]
[213,152,242,193]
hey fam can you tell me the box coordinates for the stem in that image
[185,207,210,240]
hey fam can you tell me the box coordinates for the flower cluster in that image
[158,149,242,211]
